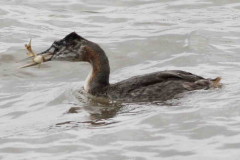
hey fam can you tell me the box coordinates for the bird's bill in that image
[19,62,39,68]
[19,52,53,69]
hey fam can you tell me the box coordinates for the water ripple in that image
[1,0,240,159]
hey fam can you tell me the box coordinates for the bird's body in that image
[24,32,221,103]
[90,70,220,102]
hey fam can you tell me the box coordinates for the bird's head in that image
[41,32,87,62]
[20,32,98,68]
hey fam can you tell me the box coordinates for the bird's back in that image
[106,70,219,102]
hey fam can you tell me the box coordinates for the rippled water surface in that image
[1,0,240,159]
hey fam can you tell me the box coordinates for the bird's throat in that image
[83,53,110,94]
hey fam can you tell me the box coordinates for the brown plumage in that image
[28,32,221,103]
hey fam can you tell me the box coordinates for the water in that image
[0,0,240,159]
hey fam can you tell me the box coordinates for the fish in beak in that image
[19,40,53,68]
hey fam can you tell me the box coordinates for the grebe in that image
[22,32,221,102]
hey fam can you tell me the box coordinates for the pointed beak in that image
[19,53,53,68]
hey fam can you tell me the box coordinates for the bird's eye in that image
[55,47,59,52]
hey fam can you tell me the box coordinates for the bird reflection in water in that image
[54,93,123,128]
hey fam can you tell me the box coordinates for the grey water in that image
[0,0,240,159]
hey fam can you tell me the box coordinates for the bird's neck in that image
[83,46,110,94]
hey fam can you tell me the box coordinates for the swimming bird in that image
[21,32,221,102]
